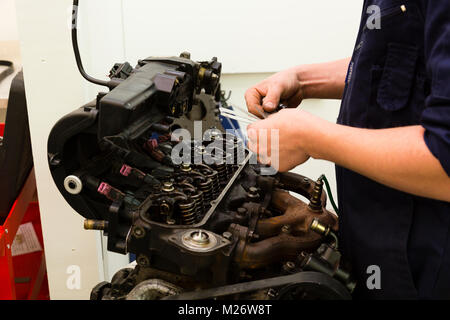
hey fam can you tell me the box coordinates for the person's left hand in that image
[247,109,323,172]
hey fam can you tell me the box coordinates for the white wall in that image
[0,0,19,41]
[15,0,105,300]
[14,0,362,299]
[81,0,362,74]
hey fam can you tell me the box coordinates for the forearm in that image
[305,121,450,201]
[295,57,350,100]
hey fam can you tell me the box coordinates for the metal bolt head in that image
[162,181,175,192]
[237,207,247,216]
[137,255,150,267]
[181,163,192,172]
[281,225,291,234]
[285,261,295,270]
[180,51,191,59]
[222,232,232,240]
[133,226,145,238]
[317,244,327,254]
[249,187,258,194]
[267,288,277,298]
[247,187,259,199]
[248,230,260,240]
[160,201,170,215]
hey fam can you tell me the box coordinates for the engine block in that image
[48,53,354,300]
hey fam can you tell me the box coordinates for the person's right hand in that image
[245,66,304,118]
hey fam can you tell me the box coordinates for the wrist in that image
[295,111,336,160]
[293,64,313,99]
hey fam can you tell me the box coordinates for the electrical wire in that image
[72,0,110,87]
[319,174,340,215]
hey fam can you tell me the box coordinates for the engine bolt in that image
[133,226,145,238]
[281,225,291,234]
[310,219,330,236]
[162,181,175,192]
[160,201,170,215]
[222,232,233,240]
[237,207,247,217]
[247,187,259,200]
[267,289,278,298]
[248,230,259,240]
[197,146,206,154]
[84,219,109,231]
[308,179,324,211]
[137,255,150,267]
[179,51,191,59]
[181,163,192,172]
[209,129,222,141]
[283,261,296,273]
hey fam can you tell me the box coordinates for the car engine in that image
[47,50,355,300]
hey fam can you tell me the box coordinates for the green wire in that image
[319,174,340,215]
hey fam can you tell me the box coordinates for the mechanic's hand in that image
[245,67,304,118]
[247,109,323,172]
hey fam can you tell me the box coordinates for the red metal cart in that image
[0,123,49,299]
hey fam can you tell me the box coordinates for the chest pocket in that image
[377,43,418,112]
[361,2,427,128]
[367,43,427,129]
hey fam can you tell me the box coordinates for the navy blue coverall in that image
[337,0,450,299]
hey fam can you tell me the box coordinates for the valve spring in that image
[190,191,204,221]
[224,152,236,179]
[179,200,197,225]
[212,170,221,197]
[199,179,213,208]
[204,170,220,198]
[214,162,228,185]
[227,164,235,178]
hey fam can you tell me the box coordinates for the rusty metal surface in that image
[233,188,337,270]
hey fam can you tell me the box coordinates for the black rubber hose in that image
[72,0,110,87]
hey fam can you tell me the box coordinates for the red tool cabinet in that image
[0,123,49,300]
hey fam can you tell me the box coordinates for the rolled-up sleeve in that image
[420,1,450,176]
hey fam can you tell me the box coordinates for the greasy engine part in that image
[48,49,355,299]
[48,3,354,298]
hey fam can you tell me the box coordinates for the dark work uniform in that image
[337,0,450,299]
